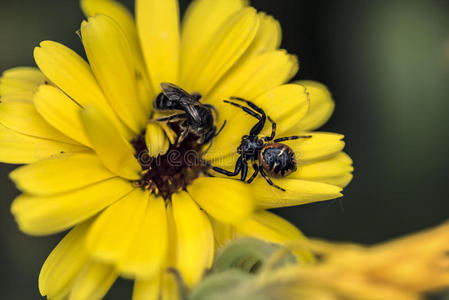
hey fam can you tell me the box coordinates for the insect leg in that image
[223,100,265,136]
[259,167,286,191]
[154,113,188,122]
[201,140,214,157]
[240,159,248,181]
[200,128,216,145]
[202,170,215,177]
[175,127,191,146]
[212,156,243,177]
[215,120,227,136]
[230,98,279,138]
[274,135,312,143]
[223,100,261,120]
[247,163,259,183]
[264,116,277,141]
[229,97,266,116]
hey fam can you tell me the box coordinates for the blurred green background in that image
[1,0,449,299]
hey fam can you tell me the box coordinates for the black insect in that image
[212,97,311,191]
[154,82,225,145]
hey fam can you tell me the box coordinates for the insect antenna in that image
[215,120,227,136]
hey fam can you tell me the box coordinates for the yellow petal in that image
[241,12,282,58]
[171,192,214,287]
[133,277,159,300]
[325,173,353,188]
[235,210,301,243]
[80,105,141,180]
[286,132,345,162]
[180,8,259,95]
[204,214,215,268]
[180,0,247,80]
[86,188,148,263]
[80,0,154,117]
[145,123,170,157]
[211,219,236,249]
[205,84,309,161]
[34,41,105,107]
[207,153,237,171]
[136,0,180,91]
[188,177,254,223]
[81,15,147,133]
[69,261,118,300]
[161,271,180,300]
[0,123,87,164]
[0,67,46,97]
[260,84,311,135]
[9,153,115,195]
[34,85,91,146]
[118,195,168,279]
[0,97,77,144]
[234,210,315,263]
[39,220,92,299]
[293,80,335,131]
[251,178,342,209]
[206,50,298,110]
[81,0,137,47]
[11,178,134,235]
[185,11,280,102]
[165,201,177,267]
[158,122,177,145]
[34,41,132,139]
[290,152,353,186]
[135,71,154,118]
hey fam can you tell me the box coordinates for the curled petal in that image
[145,123,170,157]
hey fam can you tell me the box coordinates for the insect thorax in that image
[239,135,264,159]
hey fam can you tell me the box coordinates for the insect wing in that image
[184,104,202,123]
[160,82,192,101]
[160,82,202,123]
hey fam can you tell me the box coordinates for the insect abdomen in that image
[260,143,297,177]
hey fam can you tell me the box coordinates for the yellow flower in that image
[0,0,352,299]
[256,222,449,300]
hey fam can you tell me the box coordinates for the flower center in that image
[131,125,208,200]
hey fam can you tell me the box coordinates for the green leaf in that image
[188,270,269,300]
[212,238,296,274]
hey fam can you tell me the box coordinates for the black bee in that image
[154,83,224,145]
[212,97,311,191]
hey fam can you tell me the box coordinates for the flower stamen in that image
[132,126,208,200]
